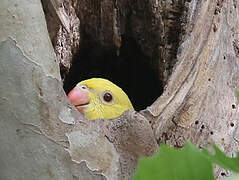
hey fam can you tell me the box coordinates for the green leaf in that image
[236,90,239,102]
[202,144,239,173]
[133,142,214,180]
[133,142,239,180]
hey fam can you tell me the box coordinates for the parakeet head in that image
[67,78,134,120]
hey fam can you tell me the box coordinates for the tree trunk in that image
[146,1,239,178]
[0,0,239,180]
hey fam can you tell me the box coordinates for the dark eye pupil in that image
[103,92,112,102]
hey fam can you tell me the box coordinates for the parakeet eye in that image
[100,91,114,104]
[103,92,113,102]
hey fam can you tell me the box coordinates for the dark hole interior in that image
[63,35,163,111]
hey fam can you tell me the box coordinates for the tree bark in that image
[1,0,239,180]
[0,2,157,180]
[147,1,239,178]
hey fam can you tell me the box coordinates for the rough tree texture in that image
[41,0,80,80]
[1,0,239,180]
[47,0,239,179]
[146,1,239,178]
[0,1,157,180]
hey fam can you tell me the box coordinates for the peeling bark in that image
[0,1,157,180]
[41,0,80,80]
[1,0,239,180]
[0,34,156,180]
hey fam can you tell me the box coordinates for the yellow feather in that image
[77,78,134,120]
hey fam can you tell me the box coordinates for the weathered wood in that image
[1,0,239,179]
[0,1,157,180]
[67,0,239,179]
[146,0,239,178]
[41,0,80,80]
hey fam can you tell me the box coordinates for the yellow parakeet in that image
[67,78,134,120]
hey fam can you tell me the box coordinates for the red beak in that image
[67,86,90,113]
